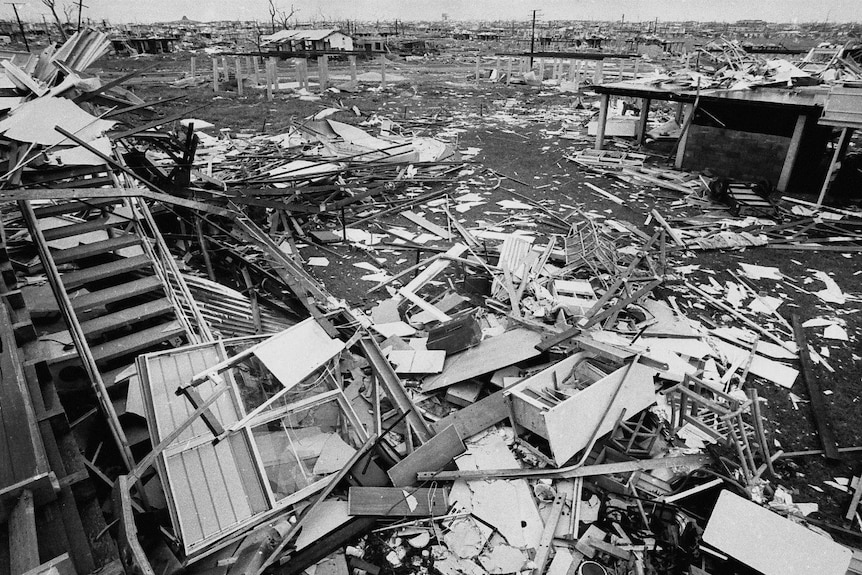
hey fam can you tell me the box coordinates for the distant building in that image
[111,37,176,55]
[260,29,353,53]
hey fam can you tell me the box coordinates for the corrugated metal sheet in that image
[183,274,296,338]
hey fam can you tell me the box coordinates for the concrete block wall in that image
[682,124,791,185]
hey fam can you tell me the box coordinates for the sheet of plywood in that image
[429,390,509,439]
[422,329,543,392]
[703,490,851,575]
[0,95,114,145]
[388,425,465,487]
[294,500,352,551]
[542,361,657,466]
[348,487,448,516]
[253,318,345,390]
[388,349,446,374]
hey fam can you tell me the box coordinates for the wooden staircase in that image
[18,196,207,460]
[24,199,185,373]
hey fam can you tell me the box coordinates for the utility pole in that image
[77,0,84,32]
[529,9,537,67]
[7,3,29,51]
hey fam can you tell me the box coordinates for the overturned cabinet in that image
[505,352,658,466]
[136,318,367,563]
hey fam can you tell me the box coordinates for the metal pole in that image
[529,9,536,68]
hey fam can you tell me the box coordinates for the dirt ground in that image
[93,50,862,533]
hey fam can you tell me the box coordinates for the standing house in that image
[260,29,354,53]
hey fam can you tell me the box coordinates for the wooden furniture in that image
[505,352,657,466]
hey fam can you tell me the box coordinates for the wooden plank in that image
[9,490,39,574]
[816,127,853,206]
[0,303,48,494]
[387,349,446,374]
[422,329,543,392]
[360,336,433,444]
[401,290,451,323]
[792,314,840,461]
[778,116,804,193]
[400,244,468,295]
[703,490,851,575]
[400,211,455,240]
[41,216,114,241]
[29,197,121,217]
[387,425,465,487]
[27,274,163,318]
[20,553,76,575]
[533,491,567,575]
[0,472,57,511]
[543,360,655,466]
[847,476,862,522]
[60,254,153,289]
[347,487,448,517]
[113,476,156,575]
[50,234,141,265]
[416,454,712,482]
[429,390,509,441]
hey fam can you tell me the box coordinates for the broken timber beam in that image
[359,335,433,444]
[416,454,711,481]
[792,314,841,461]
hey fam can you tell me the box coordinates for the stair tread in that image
[46,320,185,365]
[61,254,153,290]
[42,299,175,343]
[25,268,163,317]
[52,235,142,265]
[81,298,175,338]
[32,198,121,218]
[68,275,164,312]
[42,217,116,241]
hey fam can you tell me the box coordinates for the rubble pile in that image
[0,26,859,575]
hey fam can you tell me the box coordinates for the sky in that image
[6,0,860,25]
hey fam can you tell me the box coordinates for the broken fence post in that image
[268,56,278,91]
[792,314,841,461]
[349,54,357,83]
[265,59,273,101]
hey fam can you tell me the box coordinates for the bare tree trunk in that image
[42,0,68,41]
